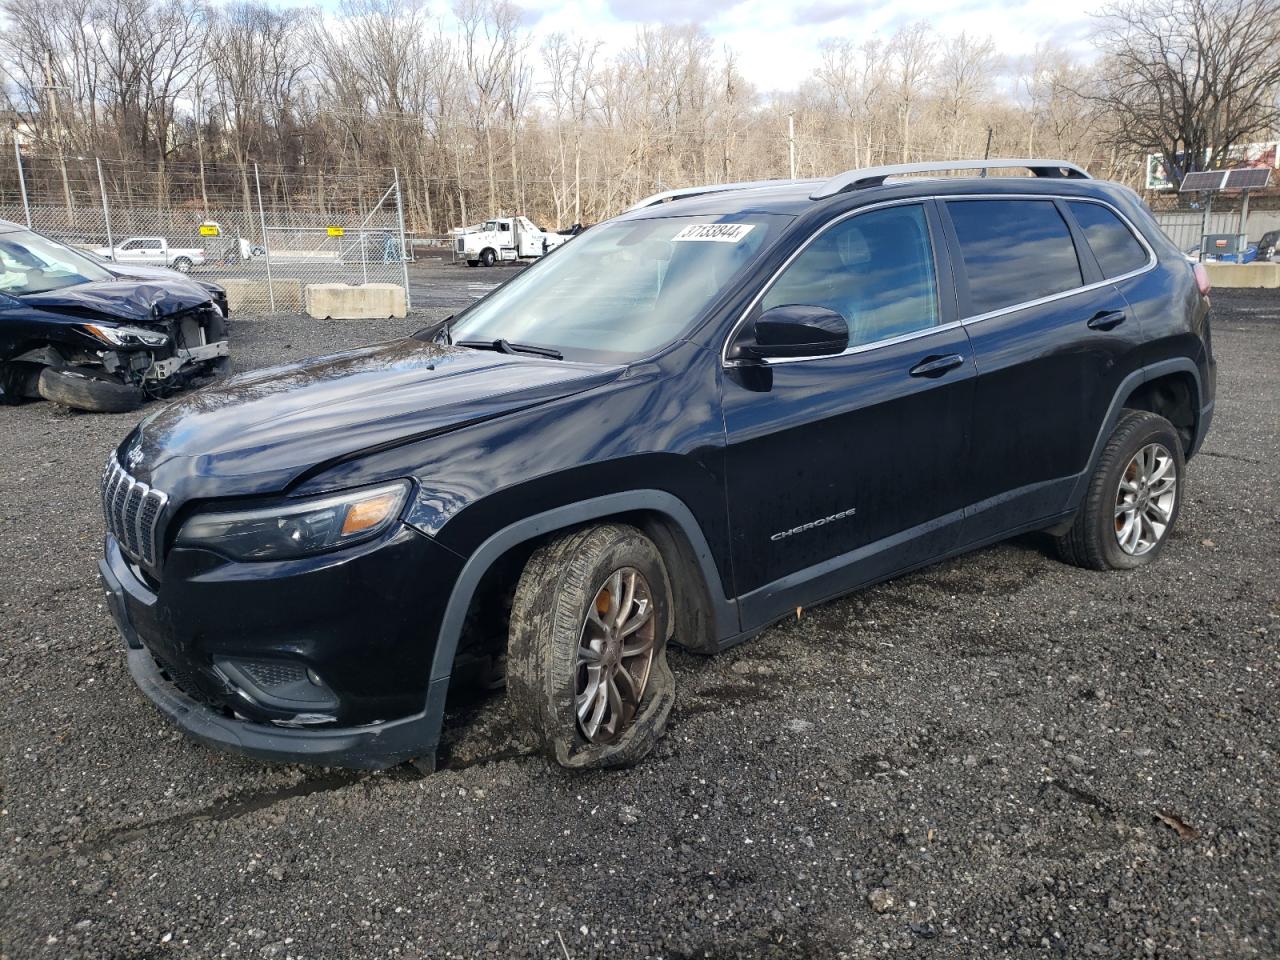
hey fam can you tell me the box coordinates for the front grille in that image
[100,455,168,567]
[455,238,465,254]
[151,651,218,708]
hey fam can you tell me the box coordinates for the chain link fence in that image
[1,150,412,312]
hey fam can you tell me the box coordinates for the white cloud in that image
[517,0,1097,92]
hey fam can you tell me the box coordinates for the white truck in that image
[93,237,207,273]
[454,217,571,267]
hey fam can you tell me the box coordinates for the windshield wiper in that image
[455,338,563,360]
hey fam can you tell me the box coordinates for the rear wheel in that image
[37,366,143,413]
[1055,410,1184,570]
[171,256,193,273]
[507,523,675,769]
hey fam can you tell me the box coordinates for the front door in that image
[722,201,975,629]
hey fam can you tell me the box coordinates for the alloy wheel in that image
[1114,442,1177,556]
[575,567,656,744]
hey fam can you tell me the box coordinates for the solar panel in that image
[1180,170,1228,192]
[1224,167,1272,190]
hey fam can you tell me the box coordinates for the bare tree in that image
[888,22,935,162]
[1091,0,1280,179]
[936,32,996,157]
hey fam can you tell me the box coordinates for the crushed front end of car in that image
[0,221,231,411]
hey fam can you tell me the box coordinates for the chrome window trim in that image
[945,194,1157,326]
[721,193,1158,368]
[721,197,938,368]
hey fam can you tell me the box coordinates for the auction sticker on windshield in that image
[671,223,756,243]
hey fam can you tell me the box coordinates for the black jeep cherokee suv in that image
[98,159,1215,771]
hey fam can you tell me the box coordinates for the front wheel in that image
[1055,410,1185,570]
[465,259,479,268]
[480,248,496,268]
[507,523,675,769]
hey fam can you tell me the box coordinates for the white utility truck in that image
[454,217,570,267]
[93,237,207,273]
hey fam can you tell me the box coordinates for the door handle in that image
[1087,310,1127,331]
[909,353,965,378]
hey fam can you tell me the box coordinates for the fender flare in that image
[1067,357,1205,510]
[416,491,737,766]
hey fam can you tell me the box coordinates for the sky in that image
[473,0,1098,92]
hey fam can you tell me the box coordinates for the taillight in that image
[1193,262,1211,296]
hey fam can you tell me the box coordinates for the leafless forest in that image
[1,0,1278,231]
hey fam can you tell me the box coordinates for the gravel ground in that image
[1,291,1277,959]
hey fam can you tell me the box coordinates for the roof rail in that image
[628,178,813,211]
[810,159,1090,200]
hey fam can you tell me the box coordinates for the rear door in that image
[942,196,1145,541]
[722,200,975,628]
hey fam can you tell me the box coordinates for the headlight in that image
[175,480,411,560]
[84,323,170,348]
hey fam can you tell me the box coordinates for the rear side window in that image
[947,200,1083,316]
[1066,201,1150,278]
[762,203,938,348]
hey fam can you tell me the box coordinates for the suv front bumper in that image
[97,525,459,770]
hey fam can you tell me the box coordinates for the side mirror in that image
[729,304,849,362]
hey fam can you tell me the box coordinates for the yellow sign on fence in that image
[327,226,345,237]
[198,223,220,237]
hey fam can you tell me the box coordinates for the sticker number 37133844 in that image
[670,223,756,243]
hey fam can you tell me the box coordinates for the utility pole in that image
[13,129,31,227]
[95,158,114,258]
[980,127,994,177]
[43,47,74,220]
[194,81,209,214]
[787,112,796,180]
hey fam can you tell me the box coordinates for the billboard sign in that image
[1145,141,1278,191]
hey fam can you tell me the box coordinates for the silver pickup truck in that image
[93,236,207,273]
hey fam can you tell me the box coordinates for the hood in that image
[22,280,212,323]
[104,261,220,289]
[130,338,624,500]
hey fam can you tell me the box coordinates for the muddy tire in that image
[507,523,675,770]
[1054,410,1184,570]
[37,366,143,413]
[480,248,496,268]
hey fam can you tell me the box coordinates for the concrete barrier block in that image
[304,283,407,320]
[222,278,303,312]
[1204,262,1280,289]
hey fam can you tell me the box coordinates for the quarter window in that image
[947,200,1083,316]
[1067,201,1150,278]
[761,204,939,348]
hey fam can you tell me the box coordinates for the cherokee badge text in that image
[770,507,858,542]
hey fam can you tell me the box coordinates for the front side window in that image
[761,203,939,348]
[0,229,113,295]
[122,239,147,250]
[1067,201,1150,278]
[947,199,1083,316]
[447,213,787,362]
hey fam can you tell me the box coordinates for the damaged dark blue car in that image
[0,219,230,412]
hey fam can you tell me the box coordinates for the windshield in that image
[0,229,114,295]
[448,213,789,362]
